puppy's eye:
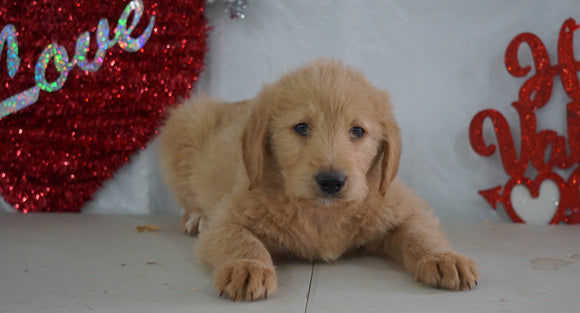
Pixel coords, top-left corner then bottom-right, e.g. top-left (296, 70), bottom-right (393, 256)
top-left (294, 123), bottom-right (311, 136)
top-left (350, 126), bottom-right (366, 139)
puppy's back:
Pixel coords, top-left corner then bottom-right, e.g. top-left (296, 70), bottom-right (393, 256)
top-left (159, 95), bottom-right (251, 216)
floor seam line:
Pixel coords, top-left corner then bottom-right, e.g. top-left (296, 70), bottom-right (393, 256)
top-left (304, 262), bottom-right (315, 313)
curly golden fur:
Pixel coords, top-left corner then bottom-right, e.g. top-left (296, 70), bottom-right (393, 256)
top-left (158, 59), bottom-right (478, 301)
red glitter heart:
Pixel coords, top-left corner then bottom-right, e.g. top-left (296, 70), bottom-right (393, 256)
top-left (0, 0), bottom-right (209, 212)
top-left (501, 173), bottom-right (566, 224)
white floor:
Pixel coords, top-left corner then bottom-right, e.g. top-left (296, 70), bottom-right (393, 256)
top-left (1, 214), bottom-right (579, 313)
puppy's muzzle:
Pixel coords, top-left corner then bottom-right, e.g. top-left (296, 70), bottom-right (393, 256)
top-left (315, 170), bottom-right (346, 196)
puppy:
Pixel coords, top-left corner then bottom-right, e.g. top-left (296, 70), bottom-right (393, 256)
top-left (158, 59), bottom-right (478, 301)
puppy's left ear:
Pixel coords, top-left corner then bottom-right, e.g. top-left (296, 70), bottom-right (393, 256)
top-left (242, 99), bottom-right (269, 190)
top-left (378, 93), bottom-right (402, 196)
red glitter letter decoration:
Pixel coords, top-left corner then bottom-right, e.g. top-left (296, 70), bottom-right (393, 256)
top-left (0, 0), bottom-right (209, 213)
top-left (469, 18), bottom-right (580, 224)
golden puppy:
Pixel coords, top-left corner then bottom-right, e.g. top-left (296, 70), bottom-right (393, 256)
top-left (158, 59), bottom-right (478, 301)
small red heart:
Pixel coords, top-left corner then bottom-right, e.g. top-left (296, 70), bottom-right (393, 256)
top-left (502, 173), bottom-right (567, 224)
top-left (0, 0), bottom-right (209, 212)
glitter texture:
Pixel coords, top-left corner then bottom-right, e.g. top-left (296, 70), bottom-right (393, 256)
top-left (469, 18), bottom-right (580, 224)
top-left (207, 0), bottom-right (249, 20)
top-left (35, 43), bottom-right (71, 92)
top-left (0, 24), bottom-right (20, 78)
top-left (0, 0), bottom-right (209, 213)
top-left (223, 0), bottom-right (248, 19)
top-left (116, 0), bottom-right (155, 52)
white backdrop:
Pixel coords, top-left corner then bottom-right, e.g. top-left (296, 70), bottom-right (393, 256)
top-left (2, 0), bottom-right (579, 222)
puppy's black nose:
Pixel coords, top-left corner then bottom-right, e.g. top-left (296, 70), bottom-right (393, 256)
top-left (315, 171), bottom-right (346, 195)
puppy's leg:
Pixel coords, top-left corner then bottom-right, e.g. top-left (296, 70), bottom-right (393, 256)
top-left (198, 217), bottom-right (277, 301)
top-left (381, 210), bottom-right (478, 291)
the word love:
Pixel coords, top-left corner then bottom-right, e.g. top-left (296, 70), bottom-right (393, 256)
top-left (469, 18), bottom-right (580, 224)
top-left (0, 0), bottom-right (155, 118)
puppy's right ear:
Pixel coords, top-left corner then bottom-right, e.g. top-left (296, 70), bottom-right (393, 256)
top-left (242, 100), bottom-right (269, 190)
top-left (378, 92), bottom-right (402, 197)
top-left (379, 121), bottom-right (401, 196)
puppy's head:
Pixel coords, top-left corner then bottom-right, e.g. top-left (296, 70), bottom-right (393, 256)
top-left (242, 60), bottom-right (401, 203)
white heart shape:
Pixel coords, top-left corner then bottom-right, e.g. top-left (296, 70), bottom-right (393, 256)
top-left (510, 179), bottom-right (560, 225)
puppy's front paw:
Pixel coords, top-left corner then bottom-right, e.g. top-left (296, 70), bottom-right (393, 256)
top-left (414, 251), bottom-right (478, 291)
top-left (181, 210), bottom-right (203, 236)
top-left (214, 259), bottom-right (277, 301)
